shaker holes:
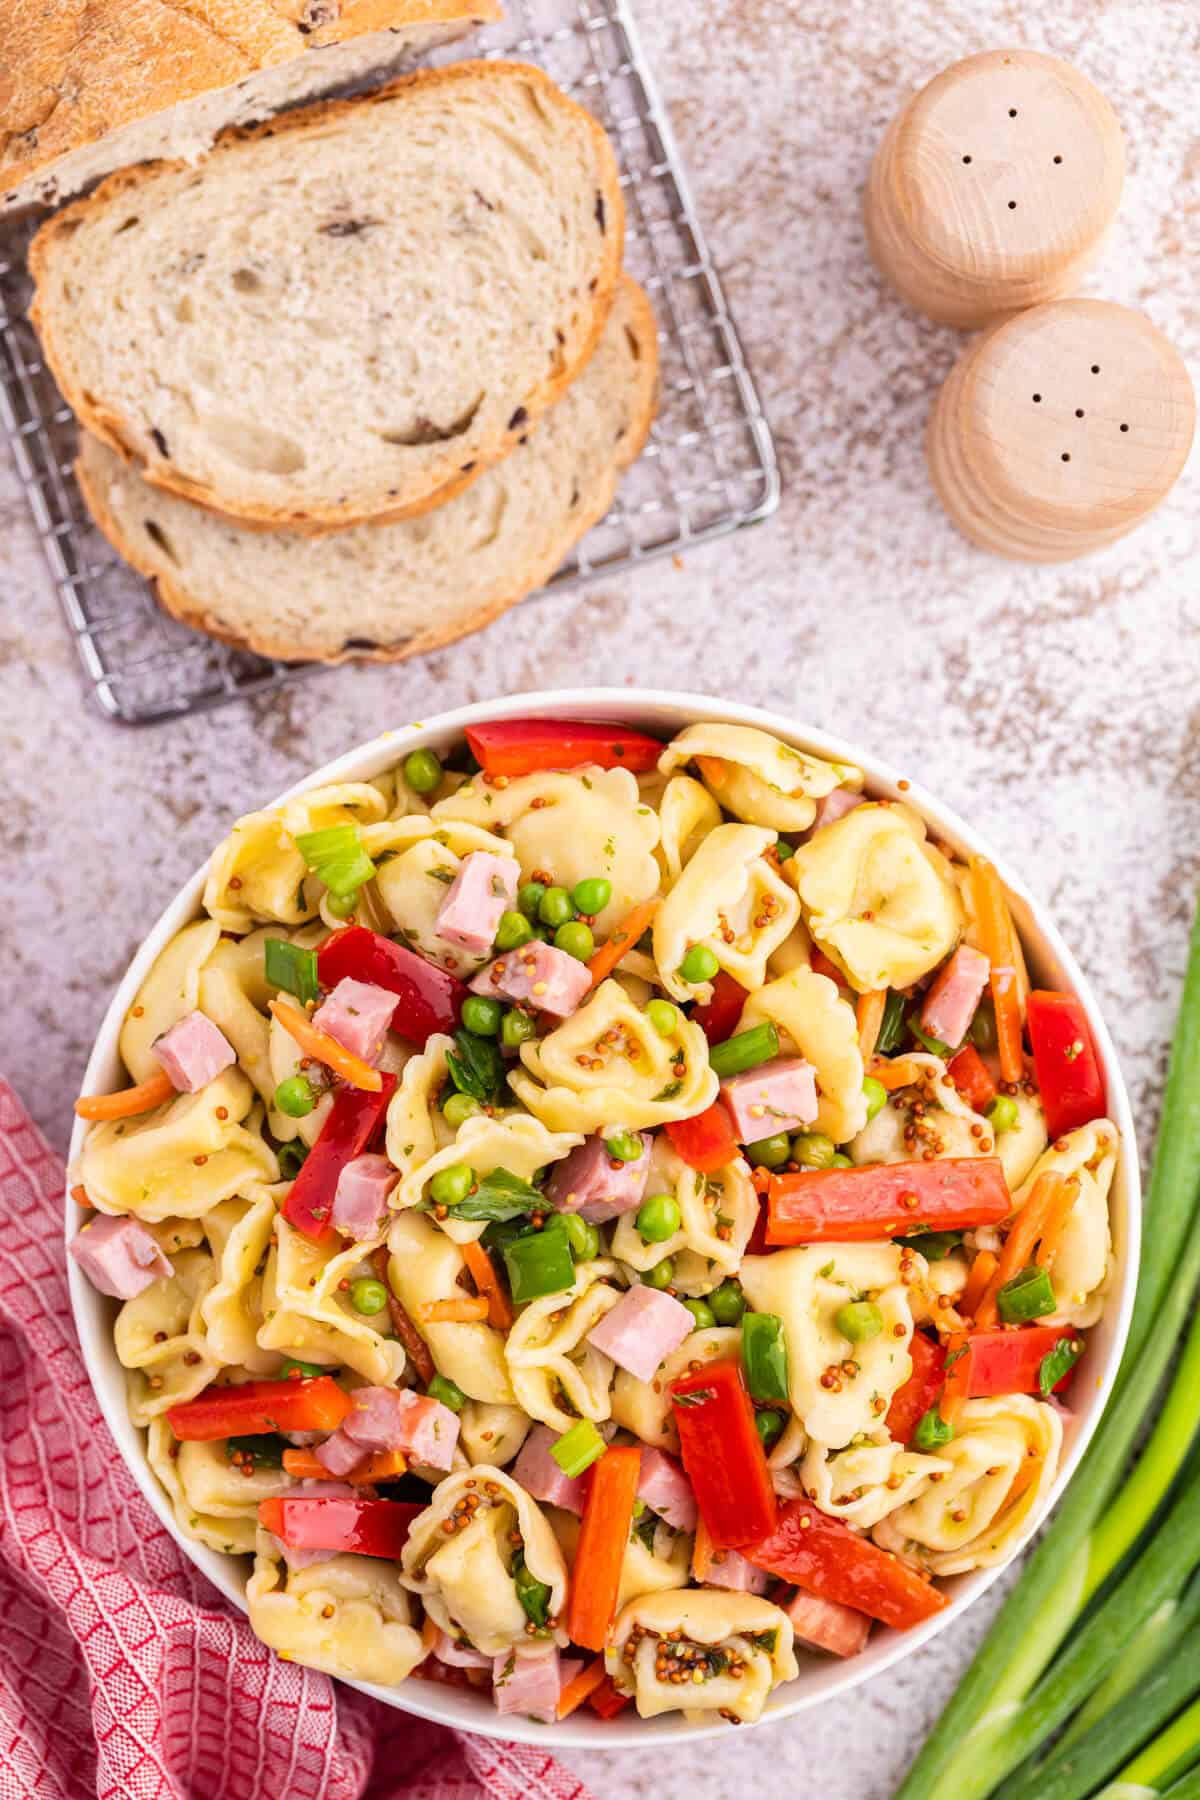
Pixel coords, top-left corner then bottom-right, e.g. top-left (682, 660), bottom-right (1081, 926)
top-left (1009, 108), bottom-right (1018, 117)
top-left (1008, 200), bottom-right (1017, 209)
top-left (962, 155), bottom-right (972, 164)
top-left (1121, 423), bottom-right (1130, 432)
top-left (1053, 155), bottom-right (1063, 164)
top-left (1032, 394), bottom-right (1042, 403)
top-left (1091, 364), bottom-right (1101, 373)
top-left (1062, 453), bottom-right (1071, 462)
top-left (1075, 409), bottom-right (1085, 418)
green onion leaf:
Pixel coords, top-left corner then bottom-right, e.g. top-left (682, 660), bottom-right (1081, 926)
top-left (874, 990), bottom-right (907, 1056)
top-left (226, 1433), bottom-right (287, 1467)
top-left (279, 1357), bottom-right (326, 1380)
top-left (513, 1555), bottom-right (551, 1627)
top-left (908, 1011), bottom-right (953, 1057)
top-left (896, 1229), bottom-right (965, 1261)
top-left (1038, 1333), bottom-right (1085, 1397)
top-left (551, 1418), bottom-right (607, 1478)
top-left (709, 1021), bottom-right (781, 1081)
top-left (445, 1028), bottom-right (507, 1108)
top-left (503, 1228), bottom-right (576, 1302)
top-left (276, 1141), bottom-right (310, 1180)
top-left (997, 1263), bottom-right (1057, 1324)
top-left (264, 938), bottom-right (319, 1006)
top-left (741, 1311), bottom-right (790, 1403)
top-left (446, 1167), bottom-right (543, 1223)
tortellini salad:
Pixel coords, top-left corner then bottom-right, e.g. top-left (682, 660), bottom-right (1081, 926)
top-left (70, 715), bottom-right (1119, 1731)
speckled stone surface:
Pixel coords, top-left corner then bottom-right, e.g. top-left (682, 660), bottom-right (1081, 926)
top-left (2, 2), bottom-right (1198, 1794)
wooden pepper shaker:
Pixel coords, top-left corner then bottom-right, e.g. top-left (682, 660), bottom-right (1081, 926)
top-left (926, 299), bottom-right (1195, 561)
top-left (866, 49), bottom-right (1125, 328)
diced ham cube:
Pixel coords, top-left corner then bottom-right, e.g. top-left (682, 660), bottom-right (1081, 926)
top-left (808, 789), bottom-right (863, 834)
top-left (69, 1213), bottom-right (173, 1299)
top-left (313, 1428), bottom-right (365, 1477)
top-left (151, 1010), bottom-right (236, 1093)
top-left (920, 944), bottom-right (991, 1050)
top-left (434, 852), bottom-right (519, 957)
top-left (586, 1285), bottom-right (694, 1384)
top-left (781, 1587), bottom-right (872, 1657)
top-left (511, 1424), bottom-right (588, 1514)
top-left (332, 1154), bottom-right (398, 1240)
top-left (470, 941), bottom-right (592, 1019)
top-left (434, 1629), bottom-right (492, 1670)
top-left (311, 978), bottom-right (396, 1065)
top-left (545, 1132), bottom-right (652, 1224)
top-left (637, 1449), bottom-right (698, 1534)
top-left (342, 1385), bottom-right (460, 1471)
top-left (721, 1056), bottom-right (818, 1141)
top-left (491, 1648), bottom-right (568, 1724)
top-left (704, 1548), bottom-right (771, 1594)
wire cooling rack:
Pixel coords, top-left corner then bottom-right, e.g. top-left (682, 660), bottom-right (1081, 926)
top-left (0, 0), bottom-right (779, 726)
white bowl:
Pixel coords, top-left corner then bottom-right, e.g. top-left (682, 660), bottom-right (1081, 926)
top-left (67, 687), bottom-right (1140, 1748)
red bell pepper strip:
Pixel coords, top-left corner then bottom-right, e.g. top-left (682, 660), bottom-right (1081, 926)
top-left (746, 1499), bottom-right (947, 1630)
top-left (665, 1102), bottom-right (740, 1174)
top-left (317, 926), bottom-right (466, 1045)
top-left (1026, 989), bottom-right (1106, 1141)
top-left (588, 1676), bottom-right (633, 1719)
top-left (692, 971), bottom-right (749, 1046)
top-left (964, 1324), bottom-right (1082, 1397)
top-left (566, 1445), bottom-right (642, 1652)
top-left (669, 1358), bottom-right (777, 1549)
top-left (763, 1157), bottom-right (1012, 1245)
top-left (946, 1043), bottom-right (997, 1113)
top-left (464, 718), bottom-right (664, 779)
top-left (886, 1330), bottom-right (947, 1445)
top-left (282, 1071), bottom-right (396, 1241)
top-left (257, 1495), bottom-right (421, 1559)
top-left (167, 1376), bottom-right (351, 1441)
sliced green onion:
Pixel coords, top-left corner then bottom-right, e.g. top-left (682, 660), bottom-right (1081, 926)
top-left (279, 1356), bottom-right (326, 1380)
top-left (513, 1556), bottom-right (551, 1627)
top-left (551, 1418), bottom-right (606, 1478)
top-left (897, 1229), bottom-right (964, 1261)
top-left (427, 1373), bottom-right (466, 1414)
top-left (997, 1263), bottom-right (1057, 1324)
top-left (1039, 1333), bottom-right (1085, 1396)
top-left (264, 938), bottom-right (319, 1006)
top-left (913, 1407), bottom-right (955, 1452)
top-left (742, 1311), bottom-right (789, 1403)
top-left (295, 824), bottom-right (376, 898)
top-left (709, 1021), bottom-right (780, 1081)
top-left (226, 1433), bottom-right (287, 1467)
top-left (875, 989), bottom-right (907, 1056)
top-left (503, 1230), bottom-right (576, 1303)
top-left (834, 1300), bottom-right (884, 1343)
top-left (908, 1011), bottom-right (953, 1057)
top-left (276, 1141), bottom-right (309, 1180)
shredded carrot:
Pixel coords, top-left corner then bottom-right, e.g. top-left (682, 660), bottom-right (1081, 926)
top-left (350, 1448), bottom-right (408, 1486)
top-left (856, 989), bottom-right (888, 1058)
top-left (74, 1067), bottom-right (177, 1121)
top-left (418, 1295), bottom-right (490, 1324)
top-left (70, 1183), bottom-right (95, 1210)
top-left (268, 997), bottom-right (382, 1092)
top-left (1035, 1177), bottom-right (1082, 1272)
top-left (940, 1330), bottom-right (972, 1425)
top-left (969, 856), bottom-right (1025, 1084)
top-left (586, 898), bottom-right (660, 990)
top-left (461, 1239), bottom-right (513, 1331)
top-left (960, 1250), bottom-right (998, 1322)
top-left (556, 1656), bottom-right (609, 1720)
top-left (974, 1170), bottom-right (1069, 1329)
top-left (695, 755), bottom-right (728, 789)
top-left (692, 1515), bottom-right (716, 1581)
top-left (420, 1612), bottom-right (440, 1657)
top-left (870, 1056), bottom-right (924, 1092)
top-left (281, 1448), bottom-right (328, 1480)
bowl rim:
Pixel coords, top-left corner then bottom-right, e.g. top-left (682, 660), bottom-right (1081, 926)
top-left (66, 685), bottom-right (1141, 1749)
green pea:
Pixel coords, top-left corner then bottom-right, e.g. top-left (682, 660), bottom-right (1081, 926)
top-left (494, 909), bottom-right (534, 952)
top-left (518, 881), bottom-right (547, 919)
top-left (755, 1409), bottom-right (786, 1449)
top-left (862, 1075), bottom-right (889, 1122)
top-left (682, 1298), bottom-right (716, 1331)
top-left (605, 1130), bottom-right (645, 1164)
top-left (442, 1091), bottom-right (481, 1128)
top-left (500, 1007), bottom-right (537, 1049)
top-left (708, 1280), bottom-right (746, 1326)
top-left (835, 1300), bottom-right (883, 1343)
top-left (792, 1131), bottom-right (837, 1169)
top-left (274, 1075), bottom-right (316, 1118)
top-left (461, 995), bottom-right (502, 1037)
top-left (679, 944), bottom-right (720, 985)
top-left (829, 1152), bottom-right (853, 1168)
top-left (429, 1163), bottom-right (474, 1207)
top-left (745, 1132), bottom-right (791, 1169)
top-left (545, 1212), bottom-right (596, 1259)
top-left (538, 885), bottom-right (576, 928)
top-left (637, 1193), bottom-right (681, 1243)
top-left (572, 876), bottom-right (613, 917)
top-left (645, 999), bottom-right (679, 1037)
top-left (427, 1373), bottom-right (466, 1413)
top-left (970, 1003), bottom-right (998, 1052)
top-left (349, 1277), bottom-right (388, 1315)
top-left (403, 747), bottom-right (443, 795)
top-left (913, 1406), bottom-right (954, 1452)
top-left (554, 920), bottom-right (595, 962)
top-left (325, 890), bottom-right (358, 918)
top-left (987, 1094), bottom-right (1020, 1135)
top-left (642, 1258), bottom-right (675, 1290)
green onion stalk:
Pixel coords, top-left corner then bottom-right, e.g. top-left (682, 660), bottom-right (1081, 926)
top-left (897, 900), bottom-right (1200, 1800)
top-left (1161, 1766), bottom-right (1200, 1800)
top-left (1056, 1568), bottom-right (1200, 1752)
top-left (1092, 1692), bottom-right (1200, 1799)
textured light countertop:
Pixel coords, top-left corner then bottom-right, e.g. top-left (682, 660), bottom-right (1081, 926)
top-left (2, 2), bottom-right (1198, 1795)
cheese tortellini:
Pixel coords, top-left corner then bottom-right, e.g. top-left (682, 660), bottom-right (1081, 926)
top-left (653, 824), bottom-right (801, 1001)
top-left (609, 1138), bottom-right (759, 1296)
top-left (660, 723), bottom-right (860, 834)
top-left (504, 1259), bottom-right (627, 1431)
top-left (801, 1432), bottom-right (951, 1530)
top-left (607, 1590), bottom-right (799, 1724)
top-left (248, 1538), bottom-right (425, 1684)
top-left (738, 966), bottom-right (868, 1144)
top-left (1015, 1120), bottom-right (1118, 1327)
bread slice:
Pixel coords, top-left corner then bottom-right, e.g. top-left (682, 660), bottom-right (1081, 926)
top-left (76, 277), bottom-right (658, 664)
top-left (30, 62), bottom-right (625, 533)
top-left (2, 1), bottom-right (502, 213)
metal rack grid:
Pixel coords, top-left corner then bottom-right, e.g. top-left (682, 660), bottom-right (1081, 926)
top-left (0, 0), bottom-right (779, 726)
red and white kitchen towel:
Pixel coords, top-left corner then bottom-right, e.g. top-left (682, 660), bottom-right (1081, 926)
top-left (0, 1077), bottom-right (593, 1800)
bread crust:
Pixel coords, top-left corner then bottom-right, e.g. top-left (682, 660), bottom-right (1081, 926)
top-left (30, 60), bottom-right (626, 534)
top-left (1, 0), bottom-right (502, 201)
top-left (75, 279), bottom-right (659, 666)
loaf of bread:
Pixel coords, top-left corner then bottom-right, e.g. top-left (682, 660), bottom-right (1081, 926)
top-left (76, 277), bottom-right (658, 663)
top-left (2, 1), bottom-right (501, 212)
top-left (30, 62), bottom-right (625, 534)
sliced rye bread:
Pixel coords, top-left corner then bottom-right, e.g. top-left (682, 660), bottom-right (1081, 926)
top-left (30, 62), bottom-right (624, 533)
top-left (76, 276), bottom-right (658, 664)
top-left (2, 2), bottom-right (502, 213)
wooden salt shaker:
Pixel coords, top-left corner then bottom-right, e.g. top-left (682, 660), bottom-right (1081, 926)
top-left (866, 49), bottom-right (1125, 328)
top-left (927, 299), bottom-right (1195, 561)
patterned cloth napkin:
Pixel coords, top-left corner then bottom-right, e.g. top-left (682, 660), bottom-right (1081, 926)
top-left (0, 1077), bottom-right (592, 1800)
